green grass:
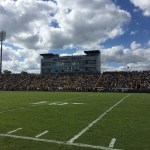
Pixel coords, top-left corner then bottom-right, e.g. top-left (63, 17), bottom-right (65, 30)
top-left (0, 92), bottom-right (149, 150)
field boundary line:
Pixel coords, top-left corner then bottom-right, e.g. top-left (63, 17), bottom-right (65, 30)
top-left (0, 133), bottom-right (123, 150)
top-left (68, 94), bottom-right (131, 143)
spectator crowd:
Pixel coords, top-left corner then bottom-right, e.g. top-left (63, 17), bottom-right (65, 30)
top-left (0, 71), bottom-right (149, 92)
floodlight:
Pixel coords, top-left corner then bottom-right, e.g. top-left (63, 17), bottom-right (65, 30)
top-left (0, 30), bottom-right (6, 73)
top-left (0, 31), bottom-right (6, 41)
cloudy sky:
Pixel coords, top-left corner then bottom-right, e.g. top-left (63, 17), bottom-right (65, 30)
top-left (0, 0), bottom-right (150, 73)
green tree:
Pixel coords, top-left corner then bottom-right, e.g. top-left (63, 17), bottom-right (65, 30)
top-left (3, 70), bottom-right (12, 75)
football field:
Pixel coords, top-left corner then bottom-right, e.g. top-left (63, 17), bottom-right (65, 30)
top-left (0, 92), bottom-right (150, 150)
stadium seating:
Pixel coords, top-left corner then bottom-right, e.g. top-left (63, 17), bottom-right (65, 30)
top-left (0, 71), bottom-right (149, 92)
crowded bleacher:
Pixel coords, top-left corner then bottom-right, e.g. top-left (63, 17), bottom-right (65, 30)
top-left (0, 71), bottom-right (149, 92)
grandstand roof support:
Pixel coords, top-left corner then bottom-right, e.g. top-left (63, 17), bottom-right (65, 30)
top-left (0, 31), bottom-right (6, 74)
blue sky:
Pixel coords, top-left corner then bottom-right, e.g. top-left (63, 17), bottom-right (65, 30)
top-left (108, 0), bottom-right (150, 48)
top-left (0, 0), bottom-right (150, 73)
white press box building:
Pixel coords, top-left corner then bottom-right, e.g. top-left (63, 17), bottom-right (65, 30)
top-left (40, 50), bottom-right (101, 74)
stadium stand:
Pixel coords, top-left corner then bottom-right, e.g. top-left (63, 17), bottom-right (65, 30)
top-left (0, 71), bottom-right (149, 92)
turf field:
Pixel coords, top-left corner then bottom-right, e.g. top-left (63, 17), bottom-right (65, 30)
top-left (0, 92), bottom-right (149, 150)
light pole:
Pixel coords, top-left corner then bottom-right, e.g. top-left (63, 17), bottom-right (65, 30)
top-left (0, 31), bottom-right (6, 74)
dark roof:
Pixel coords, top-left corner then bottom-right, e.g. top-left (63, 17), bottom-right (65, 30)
top-left (84, 50), bottom-right (100, 55)
top-left (40, 53), bottom-right (59, 58)
top-left (40, 50), bottom-right (100, 58)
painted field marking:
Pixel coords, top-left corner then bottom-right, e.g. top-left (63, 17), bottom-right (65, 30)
top-left (0, 94), bottom-right (93, 114)
top-left (72, 103), bottom-right (85, 105)
top-left (109, 138), bottom-right (116, 148)
top-left (48, 102), bottom-right (85, 106)
top-left (0, 108), bottom-right (18, 114)
top-left (7, 109), bottom-right (16, 112)
top-left (31, 101), bottom-right (48, 105)
top-left (0, 133), bottom-right (123, 150)
top-left (0, 111), bottom-right (5, 114)
top-left (7, 128), bottom-right (22, 134)
top-left (68, 94), bottom-right (131, 143)
top-left (19, 107), bottom-right (26, 110)
top-left (48, 102), bottom-right (68, 106)
top-left (0, 96), bottom-right (82, 114)
top-left (57, 102), bottom-right (68, 106)
top-left (35, 130), bottom-right (49, 138)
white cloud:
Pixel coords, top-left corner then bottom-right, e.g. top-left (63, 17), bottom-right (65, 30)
top-left (130, 0), bottom-right (150, 16)
top-left (101, 42), bottom-right (150, 71)
top-left (2, 40), bottom-right (150, 73)
top-left (0, 0), bottom-right (130, 50)
top-left (130, 41), bottom-right (141, 50)
top-left (147, 40), bottom-right (150, 46)
top-left (130, 31), bottom-right (137, 35)
top-left (0, 0), bottom-right (133, 73)
top-left (2, 45), bottom-right (48, 73)
top-left (0, 0), bottom-right (57, 49)
top-left (52, 0), bottom-right (131, 48)
top-left (62, 41), bottom-right (150, 72)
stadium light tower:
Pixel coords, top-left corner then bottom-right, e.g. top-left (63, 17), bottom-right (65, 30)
top-left (0, 31), bottom-right (6, 74)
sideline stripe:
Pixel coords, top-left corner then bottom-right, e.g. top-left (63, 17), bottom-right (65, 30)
top-left (109, 138), bottom-right (116, 148)
top-left (0, 133), bottom-right (122, 150)
top-left (7, 128), bottom-right (22, 134)
top-left (35, 130), bottom-right (48, 138)
top-left (68, 94), bottom-right (131, 143)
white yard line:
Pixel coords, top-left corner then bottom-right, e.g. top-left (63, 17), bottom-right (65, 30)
top-left (35, 130), bottom-right (49, 138)
top-left (109, 138), bottom-right (116, 148)
top-left (0, 133), bottom-right (123, 150)
top-left (7, 128), bottom-right (22, 134)
top-left (68, 94), bottom-right (131, 143)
